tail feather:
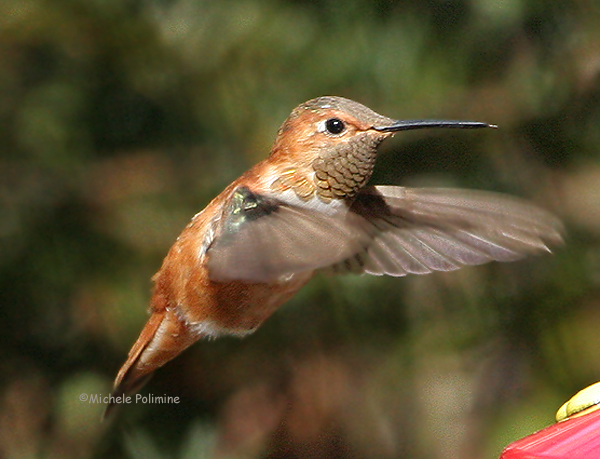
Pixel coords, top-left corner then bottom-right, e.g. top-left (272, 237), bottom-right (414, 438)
top-left (104, 308), bottom-right (197, 418)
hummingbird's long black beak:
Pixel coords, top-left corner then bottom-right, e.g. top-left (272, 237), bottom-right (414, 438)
top-left (374, 119), bottom-right (497, 132)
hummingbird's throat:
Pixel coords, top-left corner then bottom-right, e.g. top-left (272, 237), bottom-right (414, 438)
top-left (312, 136), bottom-right (379, 201)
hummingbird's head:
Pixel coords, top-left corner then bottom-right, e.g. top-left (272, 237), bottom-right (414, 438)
top-left (275, 96), bottom-right (398, 154)
top-left (271, 96), bottom-right (495, 202)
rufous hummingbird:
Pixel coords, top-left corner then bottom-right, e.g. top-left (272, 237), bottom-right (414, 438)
top-left (106, 96), bottom-right (563, 416)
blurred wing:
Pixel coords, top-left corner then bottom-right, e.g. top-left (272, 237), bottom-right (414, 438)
top-left (329, 185), bottom-right (564, 276)
top-left (206, 187), bottom-right (373, 282)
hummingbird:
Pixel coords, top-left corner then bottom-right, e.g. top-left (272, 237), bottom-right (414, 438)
top-left (106, 96), bottom-right (563, 416)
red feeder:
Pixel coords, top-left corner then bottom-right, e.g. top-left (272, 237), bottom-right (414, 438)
top-left (500, 406), bottom-right (600, 458)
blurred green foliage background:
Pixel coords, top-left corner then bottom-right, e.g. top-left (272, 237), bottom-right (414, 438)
top-left (1, 0), bottom-right (600, 458)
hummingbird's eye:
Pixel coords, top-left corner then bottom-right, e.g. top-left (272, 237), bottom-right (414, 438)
top-left (324, 118), bottom-right (345, 135)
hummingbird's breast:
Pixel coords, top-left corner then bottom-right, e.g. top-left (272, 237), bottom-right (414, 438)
top-left (266, 137), bottom-right (380, 204)
top-left (269, 167), bottom-right (316, 201)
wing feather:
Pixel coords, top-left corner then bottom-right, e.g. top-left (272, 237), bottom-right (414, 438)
top-left (207, 185), bottom-right (564, 282)
top-left (332, 186), bottom-right (564, 276)
top-left (206, 187), bottom-right (370, 282)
